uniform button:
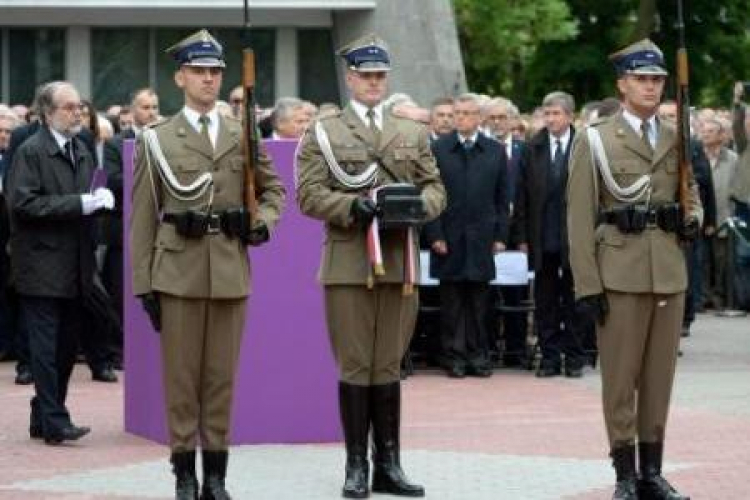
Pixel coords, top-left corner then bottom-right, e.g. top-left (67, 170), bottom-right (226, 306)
top-left (213, 166), bottom-right (219, 172)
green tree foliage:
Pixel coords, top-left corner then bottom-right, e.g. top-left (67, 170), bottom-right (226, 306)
top-left (456, 0), bottom-right (750, 110)
top-left (453, 0), bottom-right (578, 101)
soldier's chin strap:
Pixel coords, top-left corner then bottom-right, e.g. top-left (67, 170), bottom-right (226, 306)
top-left (586, 126), bottom-right (652, 205)
top-left (142, 128), bottom-right (215, 215)
top-left (315, 120), bottom-right (378, 189)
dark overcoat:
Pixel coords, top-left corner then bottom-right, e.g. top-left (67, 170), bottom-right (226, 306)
top-left (9, 125), bottom-right (96, 298)
top-left (424, 131), bottom-right (508, 281)
top-left (512, 126), bottom-right (575, 271)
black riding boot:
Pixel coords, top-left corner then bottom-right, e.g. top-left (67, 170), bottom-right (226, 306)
top-left (200, 450), bottom-right (231, 500)
top-left (339, 382), bottom-right (371, 498)
top-left (638, 442), bottom-right (689, 500)
top-left (370, 382), bottom-right (424, 497)
top-left (170, 451), bottom-right (199, 500)
top-left (610, 445), bottom-right (638, 500)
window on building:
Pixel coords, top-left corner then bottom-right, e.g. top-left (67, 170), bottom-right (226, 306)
top-left (155, 28), bottom-right (275, 115)
top-left (8, 29), bottom-right (65, 106)
top-left (91, 29), bottom-right (150, 110)
top-left (297, 29), bottom-right (339, 106)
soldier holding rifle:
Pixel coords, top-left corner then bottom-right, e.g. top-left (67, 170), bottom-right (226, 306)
top-left (130, 29), bottom-right (284, 500)
top-left (567, 38), bottom-right (700, 500)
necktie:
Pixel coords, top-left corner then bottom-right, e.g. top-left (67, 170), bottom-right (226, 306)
top-left (366, 108), bottom-right (381, 145)
top-left (64, 141), bottom-right (76, 169)
top-left (641, 120), bottom-right (654, 153)
top-left (463, 138), bottom-right (474, 151)
top-left (198, 114), bottom-right (213, 151)
top-left (552, 139), bottom-right (563, 177)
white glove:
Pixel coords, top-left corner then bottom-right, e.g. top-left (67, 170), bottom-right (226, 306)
top-left (81, 188), bottom-right (115, 215)
top-left (81, 194), bottom-right (103, 215)
top-left (93, 187), bottom-right (115, 210)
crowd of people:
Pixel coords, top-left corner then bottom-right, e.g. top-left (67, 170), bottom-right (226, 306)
top-left (1, 74), bottom-right (749, 384)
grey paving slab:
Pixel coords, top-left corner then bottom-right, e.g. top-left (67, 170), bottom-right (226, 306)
top-left (0, 445), bottom-right (687, 500)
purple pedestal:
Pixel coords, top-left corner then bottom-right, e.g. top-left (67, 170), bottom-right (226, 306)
top-left (123, 139), bottom-right (341, 444)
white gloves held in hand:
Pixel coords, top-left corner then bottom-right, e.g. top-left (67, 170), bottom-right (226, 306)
top-left (81, 187), bottom-right (115, 215)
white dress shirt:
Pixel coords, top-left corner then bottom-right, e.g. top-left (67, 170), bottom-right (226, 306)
top-left (350, 100), bottom-right (384, 131)
top-left (182, 105), bottom-right (220, 148)
top-left (548, 127), bottom-right (571, 159)
top-left (622, 108), bottom-right (658, 150)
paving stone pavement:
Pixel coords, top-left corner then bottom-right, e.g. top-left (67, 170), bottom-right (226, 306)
top-left (0, 311), bottom-right (748, 499)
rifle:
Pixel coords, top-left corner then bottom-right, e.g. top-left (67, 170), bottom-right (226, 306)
top-left (675, 0), bottom-right (691, 217)
top-left (242, 0), bottom-right (258, 220)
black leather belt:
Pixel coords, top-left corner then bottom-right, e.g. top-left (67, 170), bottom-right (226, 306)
top-left (600, 203), bottom-right (681, 234)
top-left (162, 210), bottom-right (236, 238)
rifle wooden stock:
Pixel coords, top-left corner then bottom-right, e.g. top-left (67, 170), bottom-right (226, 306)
top-left (242, 48), bottom-right (259, 219)
top-left (675, 0), bottom-right (692, 217)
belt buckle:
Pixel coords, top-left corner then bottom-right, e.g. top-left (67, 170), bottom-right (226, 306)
top-left (206, 214), bottom-right (221, 234)
top-left (646, 209), bottom-right (658, 229)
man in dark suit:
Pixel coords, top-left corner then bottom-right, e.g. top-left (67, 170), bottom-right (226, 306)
top-left (103, 87), bottom-right (160, 368)
top-left (424, 93), bottom-right (508, 378)
top-left (3, 92), bottom-right (114, 384)
top-left (515, 90), bottom-right (586, 378)
top-left (8, 81), bottom-right (115, 444)
top-left (483, 97), bottom-right (530, 367)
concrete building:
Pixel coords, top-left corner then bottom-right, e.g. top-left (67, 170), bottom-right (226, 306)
top-left (0, 0), bottom-right (466, 113)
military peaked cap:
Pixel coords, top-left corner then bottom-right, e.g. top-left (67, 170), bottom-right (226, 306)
top-left (166, 29), bottom-right (226, 68)
top-left (337, 33), bottom-right (391, 72)
top-left (609, 38), bottom-right (668, 77)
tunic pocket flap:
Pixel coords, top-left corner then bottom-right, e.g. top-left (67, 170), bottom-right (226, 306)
top-left (612, 160), bottom-right (644, 174)
top-left (394, 147), bottom-right (419, 160)
top-left (176, 161), bottom-right (201, 172)
top-left (335, 148), bottom-right (368, 162)
top-left (596, 231), bottom-right (625, 247)
top-left (155, 229), bottom-right (186, 251)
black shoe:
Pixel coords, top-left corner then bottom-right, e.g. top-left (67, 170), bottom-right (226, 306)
top-left (171, 451), bottom-right (199, 500)
top-left (370, 382), bottom-right (425, 497)
top-left (92, 366), bottom-right (118, 383)
top-left (466, 365), bottom-right (492, 378)
top-left (565, 366), bottom-right (583, 378)
top-left (44, 424), bottom-right (91, 445)
top-left (502, 354), bottom-right (527, 369)
top-left (15, 366), bottom-right (33, 385)
top-left (638, 442), bottom-right (689, 500)
top-left (446, 365), bottom-right (466, 378)
top-left (201, 450), bottom-right (231, 500)
top-left (536, 363), bottom-right (561, 378)
top-left (611, 445), bottom-right (638, 499)
top-left (29, 425), bottom-right (43, 439)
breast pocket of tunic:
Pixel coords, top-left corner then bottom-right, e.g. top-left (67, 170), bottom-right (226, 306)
top-left (610, 160), bottom-right (647, 189)
top-left (172, 159), bottom-right (205, 185)
top-left (330, 146), bottom-right (371, 187)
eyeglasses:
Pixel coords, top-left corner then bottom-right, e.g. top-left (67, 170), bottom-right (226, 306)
top-left (488, 114), bottom-right (508, 120)
top-left (57, 103), bottom-right (85, 113)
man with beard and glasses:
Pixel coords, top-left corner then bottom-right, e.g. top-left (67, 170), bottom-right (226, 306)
top-left (8, 80), bottom-right (115, 445)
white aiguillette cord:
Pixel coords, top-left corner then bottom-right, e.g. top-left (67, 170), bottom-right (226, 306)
top-left (142, 128), bottom-right (215, 216)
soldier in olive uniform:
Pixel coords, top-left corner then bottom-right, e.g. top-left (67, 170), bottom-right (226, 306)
top-left (567, 40), bottom-right (700, 500)
top-left (295, 34), bottom-right (445, 498)
top-left (130, 30), bottom-right (285, 500)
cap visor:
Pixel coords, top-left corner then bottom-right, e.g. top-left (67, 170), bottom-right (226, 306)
top-left (183, 58), bottom-right (226, 68)
top-left (627, 65), bottom-right (668, 76)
